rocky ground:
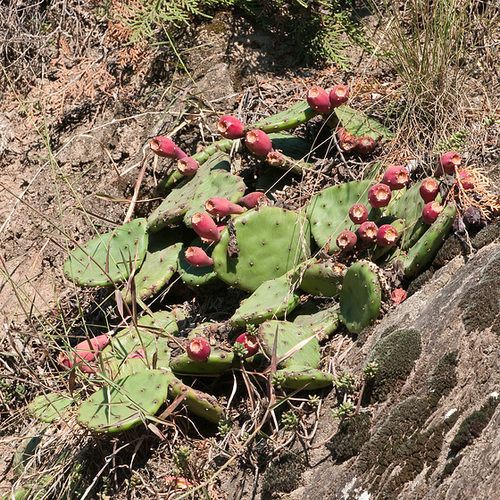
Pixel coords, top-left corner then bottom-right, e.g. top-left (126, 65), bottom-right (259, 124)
top-left (1, 2), bottom-right (499, 499)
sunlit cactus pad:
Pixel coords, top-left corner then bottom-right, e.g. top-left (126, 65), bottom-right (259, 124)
top-left (76, 370), bottom-right (170, 433)
top-left (63, 218), bottom-right (148, 287)
top-left (212, 206), bottom-right (311, 292)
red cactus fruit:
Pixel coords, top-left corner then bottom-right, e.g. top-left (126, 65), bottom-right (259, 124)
top-left (238, 191), bottom-right (267, 209)
top-left (177, 156), bottom-right (199, 176)
top-left (368, 183), bottom-right (392, 208)
top-left (150, 136), bottom-right (187, 159)
top-left (422, 201), bottom-right (444, 224)
top-left (329, 84), bottom-right (350, 108)
top-left (349, 203), bottom-right (369, 224)
top-left (185, 247), bottom-right (214, 267)
top-left (307, 86), bottom-right (332, 114)
top-left (128, 348), bottom-right (146, 359)
top-left (458, 170), bottom-right (474, 190)
top-left (419, 178), bottom-right (439, 203)
top-left (381, 165), bottom-right (409, 190)
top-left (337, 127), bottom-right (356, 153)
top-left (205, 197), bottom-right (245, 217)
top-left (391, 288), bottom-right (407, 305)
top-left (358, 221), bottom-right (378, 243)
top-left (336, 230), bottom-right (358, 251)
top-left (377, 224), bottom-right (399, 248)
top-left (266, 150), bottom-right (284, 167)
top-left (354, 136), bottom-right (376, 155)
top-left (439, 151), bottom-right (462, 174)
top-left (191, 212), bottom-right (221, 242)
top-left (217, 116), bottom-right (245, 139)
top-left (57, 333), bottom-right (111, 373)
top-left (186, 337), bottom-right (211, 362)
top-left (234, 332), bottom-right (259, 358)
top-left (245, 129), bottom-right (273, 157)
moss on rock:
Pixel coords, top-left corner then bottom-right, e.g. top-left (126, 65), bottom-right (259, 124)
top-left (365, 329), bottom-right (422, 402)
top-left (427, 351), bottom-right (459, 409)
top-left (262, 452), bottom-right (305, 495)
top-left (327, 412), bottom-right (372, 462)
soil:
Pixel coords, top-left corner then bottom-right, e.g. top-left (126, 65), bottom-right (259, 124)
top-left (1, 2), bottom-right (500, 500)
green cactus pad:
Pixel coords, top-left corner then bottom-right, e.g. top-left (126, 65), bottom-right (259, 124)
top-left (178, 241), bottom-right (222, 289)
top-left (296, 259), bottom-right (347, 297)
top-left (63, 218), bottom-right (149, 287)
top-left (101, 311), bottom-right (177, 378)
top-left (27, 393), bottom-right (75, 423)
top-left (258, 320), bottom-right (320, 368)
top-left (250, 100), bottom-right (317, 133)
top-left (275, 365), bottom-right (335, 390)
top-left (168, 377), bottom-right (223, 424)
top-left (386, 181), bottom-right (439, 250)
top-left (169, 347), bottom-right (235, 376)
top-left (266, 132), bottom-right (316, 161)
top-left (307, 179), bottom-right (376, 253)
top-left (147, 152), bottom-right (246, 233)
top-left (334, 105), bottom-right (394, 142)
top-left (212, 206), bottom-right (311, 292)
top-left (121, 230), bottom-right (182, 304)
top-left (292, 303), bottom-right (340, 338)
top-left (76, 370), bottom-right (170, 433)
top-left (400, 203), bottom-right (457, 278)
top-left (230, 270), bottom-right (301, 327)
top-left (338, 260), bottom-right (381, 334)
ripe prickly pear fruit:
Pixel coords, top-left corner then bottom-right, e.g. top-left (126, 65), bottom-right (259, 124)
top-left (337, 127), bottom-right (356, 152)
top-left (238, 191), bottom-right (267, 209)
top-left (329, 84), bottom-right (350, 108)
top-left (128, 348), bottom-right (146, 359)
top-left (368, 183), bottom-right (392, 208)
top-left (150, 136), bottom-right (187, 159)
top-left (422, 201), bottom-right (444, 224)
top-left (186, 337), bottom-right (211, 362)
top-left (234, 332), bottom-right (259, 358)
top-left (439, 151), bottom-right (462, 174)
top-left (336, 230), bottom-right (357, 251)
top-left (354, 136), bottom-right (376, 155)
top-left (419, 178), bottom-right (439, 203)
top-left (191, 212), bottom-right (221, 242)
top-left (217, 115), bottom-right (245, 139)
top-left (458, 170), bottom-right (474, 190)
top-left (307, 86), bottom-right (332, 114)
top-left (177, 156), bottom-right (199, 176)
top-left (377, 224), bottom-right (398, 247)
top-left (349, 203), bottom-right (369, 224)
top-left (185, 247), bottom-right (214, 267)
top-left (58, 333), bottom-right (111, 373)
top-left (245, 129), bottom-right (273, 157)
top-left (381, 165), bottom-right (409, 190)
top-left (266, 150), bottom-right (283, 167)
top-left (462, 206), bottom-right (487, 229)
top-left (205, 197), bottom-right (245, 217)
top-left (358, 221), bottom-right (378, 243)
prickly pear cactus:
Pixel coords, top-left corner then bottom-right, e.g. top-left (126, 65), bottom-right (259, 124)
top-left (63, 218), bottom-right (149, 287)
top-left (296, 259), bottom-right (346, 297)
top-left (307, 179), bottom-right (376, 253)
top-left (212, 206), bottom-right (311, 292)
top-left (76, 369), bottom-right (170, 433)
top-left (147, 152), bottom-right (245, 232)
top-left (258, 320), bottom-right (321, 369)
top-left (334, 105), bottom-right (394, 142)
top-left (274, 365), bottom-right (335, 390)
top-left (338, 260), bottom-right (381, 334)
top-left (121, 231), bottom-right (182, 304)
top-left (230, 269), bottom-right (301, 326)
top-left (169, 346), bottom-right (235, 376)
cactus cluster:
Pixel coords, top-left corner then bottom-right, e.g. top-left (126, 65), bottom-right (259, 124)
top-left (49, 82), bottom-right (499, 436)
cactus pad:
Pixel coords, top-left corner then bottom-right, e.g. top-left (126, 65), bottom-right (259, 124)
top-left (169, 347), bottom-right (235, 376)
top-left (28, 393), bottom-right (75, 423)
top-left (258, 320), bottom-right (320, 368)
top-left (307, 180), bottom-right (376, 253)
top-left (334, 105), bottom-right (394, 142)
top-left (76, 370), bottom-right (170, 433)
top-left (297, 259), bottom-right (346, 297)
top-left (230, 270), bottom-right (301, 326)
top-left (121, 231), bottom-right (182, 304)
top-left (148, 152), bottom-right (245, 232)
top-left (338, 260), bottom-right (381, 333)
top-left (275, 365), bottom-right (335, 390)
top-left (63, 218), bottom-right (148, 287)
top-left (212, 206), bottom-right (311, 292)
